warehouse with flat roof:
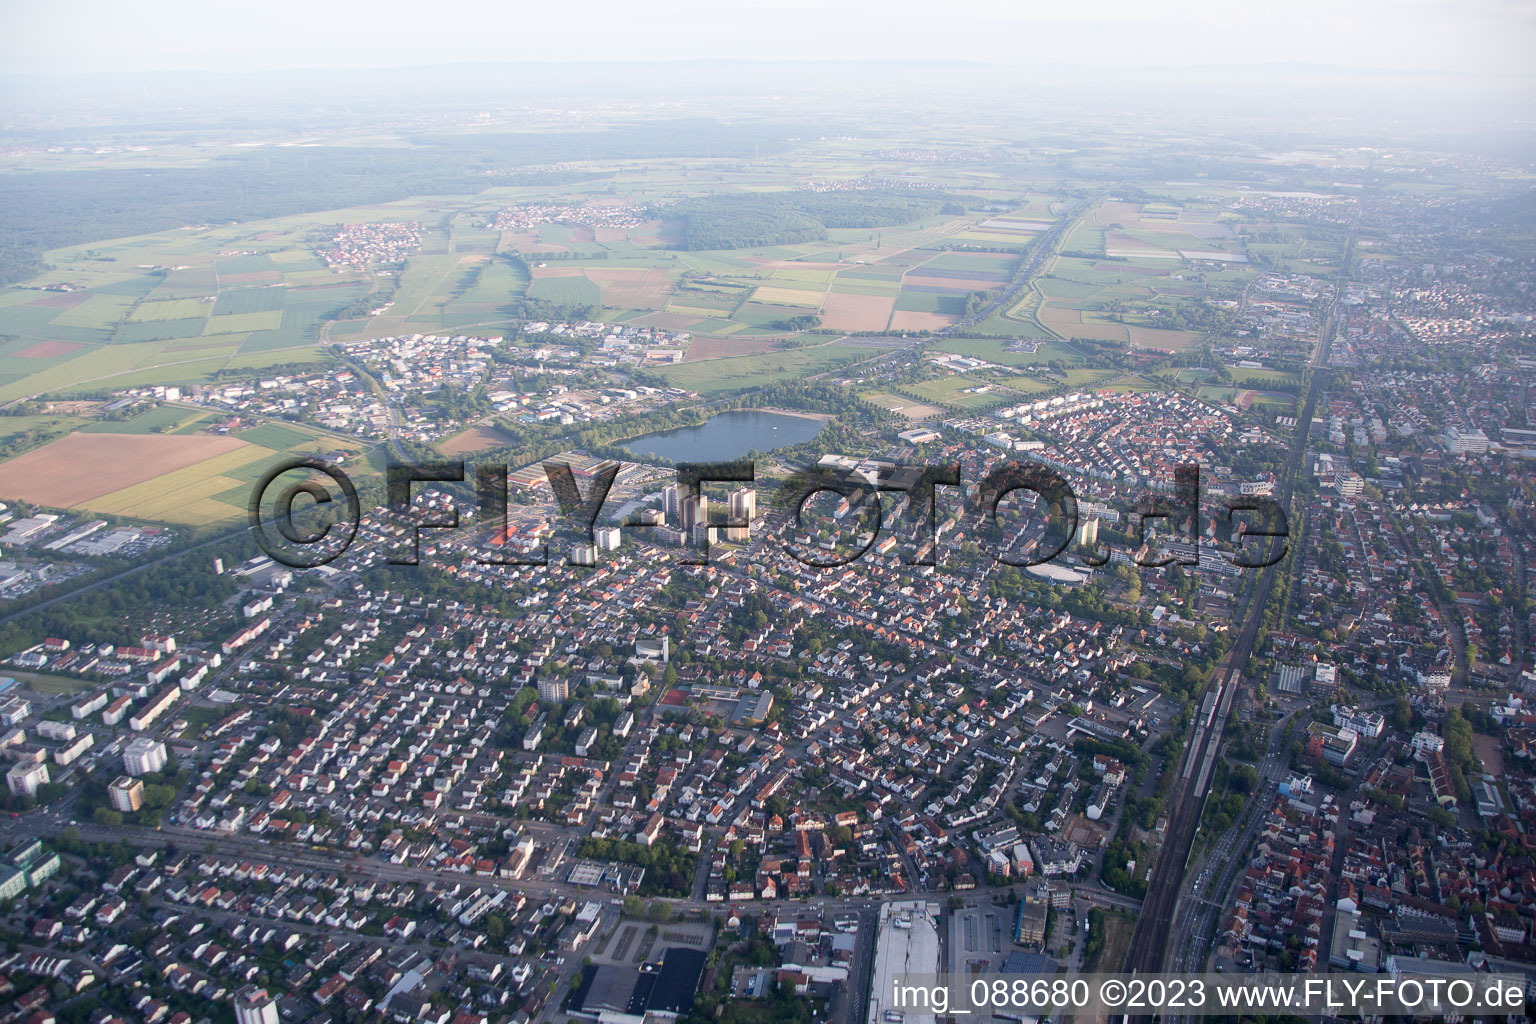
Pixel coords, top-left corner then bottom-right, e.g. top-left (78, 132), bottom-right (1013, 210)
top-left (866, 901), bottom-right (941, 1024)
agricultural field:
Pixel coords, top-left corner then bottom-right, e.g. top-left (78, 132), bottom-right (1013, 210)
top-left (1006, 234), bottom-right (1255, 351)
top-left (366, 256), bottom-right (536, 335)
top-left (0, 163), bottom-right (1068, 404)
top-left (527, 274), bottom-right (604, 307)
top-left (653, 342), bottom-right (872, 395)
top-left (472, 180), bottom-right (1055, 339)
top-left (80, 405), bottom-right (212, 434)
top-left (819, 292), bottom-right (897, 332)
top-left (1085, 199), bottom-right (1248, 262)
top-left (0, 413), bottom-right (368, 527)
top-left (0, 202), bottom-right (397, 401)
top-left (680, 336), bottom-right (781, 361)
top-left (950, 214), bottom-right (1050, 247)
top-left (418, 202), bottom-right (1044, 339)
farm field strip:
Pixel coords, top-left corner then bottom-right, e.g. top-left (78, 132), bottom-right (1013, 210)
top-left (0, 432), bottom-right (252, 507)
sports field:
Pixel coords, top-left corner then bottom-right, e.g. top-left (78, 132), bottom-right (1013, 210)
top-left (862, 392), bottom-right (946, 421)
top-left (1229, 366), bottom-right (1302, 389)
top-left (438, 424), bottom-right (518, 456)
top-left (901, 376), bottom-right (1011, 411)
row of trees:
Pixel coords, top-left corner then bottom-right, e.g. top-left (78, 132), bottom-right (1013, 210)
top-left (0, 539), bottom-right (243, 658)
top-left (576, 836), bottom-right (697, 897)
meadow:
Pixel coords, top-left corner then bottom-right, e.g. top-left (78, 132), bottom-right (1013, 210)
top-left (653, 342), bottom-right (871, 395)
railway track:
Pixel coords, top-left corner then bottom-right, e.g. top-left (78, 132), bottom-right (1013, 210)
top-left (1124, 236), bottom-right (1351, 989)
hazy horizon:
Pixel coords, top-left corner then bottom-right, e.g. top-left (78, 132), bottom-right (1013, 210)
top-left (4, 0), bottom-right (1535, 77)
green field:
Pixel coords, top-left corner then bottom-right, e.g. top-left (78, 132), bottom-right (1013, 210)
top-left (217, 254), bottom-right (275, 275)
top-left (205, 311), bottom-right (283, 334)
top-left (130, 298), bottom-right (214, 322)
top-left (212, 288), bottom-right (287, 316)
top-left (835, 267), bottom-right (906, 282)
top-left (1098, 374), bottom-right (1162, 393)
top-left (1228, 366), bottom-right (1302, 389)
top-left (222, 347), bottom-right (331, 372)
top-left (930, 338), bottom-right (1085, 367)
top-left (14, 672), bottom-right (91, 695)
top-left (918, 251), bottom-right (1022, 274)
top-left (654, 343), bottom-right (870, 395)
top-left (149, 267), bottom-right (218, 299)
top-left (117, 318), bottom-right (208, 343)
top-left (667, 288), bottom-right (741, 312)
top-left (82, 405), bottom-right (209, 434)
top-left (526, 276), bottom-right (603, 306)
top-left (240, 285), bottom-right (368, 351)
top-left (0, 413), bottom-right (87, 446)
top-left (902, 376), bottom-right (1011, 410)
top-left (893, 291), bottom-right (966, 315)
top-left (454, 259), bottom-right (530, 306)
top-left (732, 302), bottom-right (821, 327)
top-left (177, 704), bottom-right (228, 739)
top-left (1056, 368), bottom-right (1120, 388)
top-left (50, 294), bottom-right (136, 329)
top-left (828, 278), bottom-right (901, 296)
top-left (233, 422), bottom-right (326, 449)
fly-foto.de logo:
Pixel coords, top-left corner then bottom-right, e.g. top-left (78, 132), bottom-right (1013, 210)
top-left (248, 458), bottom-right (1289, 571)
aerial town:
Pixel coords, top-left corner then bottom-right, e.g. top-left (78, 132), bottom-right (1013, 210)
top-left (0, 19), bottom-right (1532, 1024)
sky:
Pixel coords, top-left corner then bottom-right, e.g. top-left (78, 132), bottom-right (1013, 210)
top-left (2, 0), bottom-right (1533, 78)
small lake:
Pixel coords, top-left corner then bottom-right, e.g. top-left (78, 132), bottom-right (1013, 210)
top-left (621, 410), bottom-right (825, 462)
